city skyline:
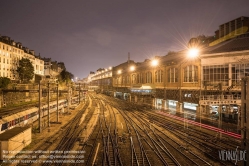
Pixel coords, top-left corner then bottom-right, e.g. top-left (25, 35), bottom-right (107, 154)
top-left (0, 0), bottom-right (249, 78)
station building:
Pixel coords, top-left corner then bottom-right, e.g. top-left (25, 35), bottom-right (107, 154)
top-left (88, 16), bottom-right (249, 123)
top-left (90, 67), bottom-right (113, 94)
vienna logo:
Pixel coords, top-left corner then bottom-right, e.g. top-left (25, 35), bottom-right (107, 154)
top-left (219, 146), bottom-right (246, 164)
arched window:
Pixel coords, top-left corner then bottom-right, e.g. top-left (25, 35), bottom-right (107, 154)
top-left (132, 74), bottom-right (136, 83)
top-left (146, 72), bottom-right (152, 83)
top-left (116, 78), bottom-right (118, 84)
top-left (155, 70), bottom-right (163, 83)
top-left (168, 68), bottom-right (178, 83)
top-left (184, 65), bottom-right (198, 82)
top-left (126, 75), bottom-right (130, 84)
top-left (137, 73), bottom-right (143, 83)
top-left (118, 77), bottom-right (122, 84)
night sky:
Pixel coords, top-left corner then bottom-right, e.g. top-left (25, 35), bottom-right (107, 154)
top-left (0, 0), bottom-right (249, 79)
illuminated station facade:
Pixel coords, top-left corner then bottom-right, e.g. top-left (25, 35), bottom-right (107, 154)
top-left (88, 16), bottom-right (249, 121)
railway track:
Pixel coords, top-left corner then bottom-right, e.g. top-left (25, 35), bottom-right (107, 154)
top-left (13, 96), bottom-right (90, 166)
top-left (129, 111), bottom-right (211, 166)
top-left (143, 110), bottom-right (240, 150)
top-left (98, 94), bottom-right (241, 165)
top-left (41, 95), bottom-right (93, 166)
top-left (14, 93), bottom-right (241, 166)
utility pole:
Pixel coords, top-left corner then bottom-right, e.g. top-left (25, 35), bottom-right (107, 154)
top-left (38, 81), bottom-right (42, 133)
top-left (57, 83), bottom-right (59, 122)
top-left (219, 103), bottom-right (222, 139)
top-left (67, 83), bottom-right (70, 113)
top-left (79, 83), bottom-right (80, 104)
top-left (48, 82), bottom-right (50, 127)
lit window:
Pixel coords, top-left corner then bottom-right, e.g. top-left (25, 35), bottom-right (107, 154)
top-left (184, 65), bottom-right (198, 82)
top-left (155, 70), bottom-right (163, 83)
top-left (137, 73), bottom-right (143, 83)
top-left (132, 74), bottom-right (136, 84)
top-left (126, 75), bottom-right (130, 83)
top-left (168, 68), bottom-right (178, 83)
top-left (146, 72), bottom-right (152, 83)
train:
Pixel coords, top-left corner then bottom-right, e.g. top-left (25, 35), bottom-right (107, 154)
top-left (0, 96), bottom-right (79, 134)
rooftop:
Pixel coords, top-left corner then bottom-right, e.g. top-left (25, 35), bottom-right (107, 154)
top-left (0, 127), bottom-right (31, 141)
top-left (204, 33), bottom-right (249, 54)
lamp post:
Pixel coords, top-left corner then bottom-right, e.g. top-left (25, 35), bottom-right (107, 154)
top-left (78, 83), bottom-right (81, 104)
top-left (56, 82), bottom-right (59, 123)
top-left (179, 62), bottom-right (186, 130)
top-left (67, 82), bottom-right (71, 113)
top-left (47, 82), bottom-right (50, 127)
top-left (151, 59), bottom-right (159, 109)
top-left (129, 65), bottom-right (135, 101)
top-left (187, 48), bottom-right (202, 129)
top-left (117, 69), bottom-right (122, 98)
top-left (38, 81), bottom-right (42, 133)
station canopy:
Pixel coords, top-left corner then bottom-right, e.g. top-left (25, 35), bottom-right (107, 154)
top-left (131, 84), bottom-right (155, 93)
top-left (131, 84), bottom-right (155, 90)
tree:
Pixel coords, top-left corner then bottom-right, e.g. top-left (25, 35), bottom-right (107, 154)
top-left (0, 77), bottom-right (11, 89)
top-left (16, 58), bottom-right (34, 83)
top-left (59, 69), bottom-right (74, 82)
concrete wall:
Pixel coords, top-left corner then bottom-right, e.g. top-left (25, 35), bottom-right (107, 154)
top-left (0, 127), bottom-right (31, 160)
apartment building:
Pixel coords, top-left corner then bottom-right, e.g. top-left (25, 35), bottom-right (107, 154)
top-left (0, 35), bottom-right (44, 82)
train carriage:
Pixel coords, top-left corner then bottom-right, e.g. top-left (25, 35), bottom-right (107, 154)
top-left (0, 99), bottom-right (68, 134)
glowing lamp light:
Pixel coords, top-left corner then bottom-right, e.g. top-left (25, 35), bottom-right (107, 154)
top-left (130, 65), bottom-right (135, 71)
top-left (151, 59), bottom-right (158, 66)
top-left (188, 48), bottom-right (199, 58)
top-left (117, 70), bottom-right (122, 74)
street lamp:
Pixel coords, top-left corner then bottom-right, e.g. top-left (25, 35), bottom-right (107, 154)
top-left (130, 65), bottom-right (135, 72)
top-left (188, 48), bottom-right (199, 58)
top-left (151, 59), bottom-right (158, 67)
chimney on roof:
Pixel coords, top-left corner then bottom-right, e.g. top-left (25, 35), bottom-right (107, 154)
top-left (11, 40), bottom-right (16, 46)
top-left (25, 47), bottom-right (29, 53)
top-left (3, 36), bottom-right (10, 41)
top-left (17, 42), bottom-right (22, 49)
top-left (30, 50), bottom-right (35, 55)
